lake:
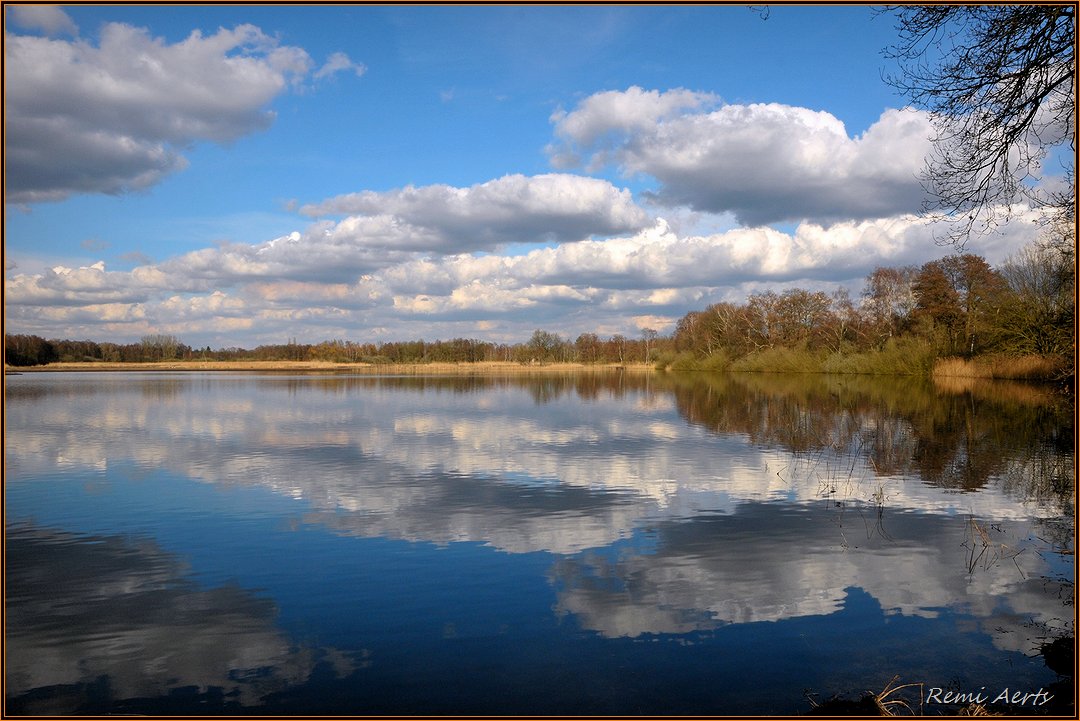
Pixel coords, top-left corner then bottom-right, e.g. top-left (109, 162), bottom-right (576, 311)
top-left (4, 371), bottom-right (1074, 715)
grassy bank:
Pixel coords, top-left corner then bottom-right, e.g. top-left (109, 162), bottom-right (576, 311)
top-left (655, 339), bottom-right (938, 376)
top-left (655, 341), bottom-right (1067, 383)
top-left (8, 352), bottom-right (1068, 383)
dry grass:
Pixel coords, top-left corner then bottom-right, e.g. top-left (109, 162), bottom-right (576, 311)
top-left (875, 676), bottom-right (925, 715)
top-left (956, 703), bottom-right (1000, 716)
top-left (8, 360), bottom-right (654, 374)
top-left (806, 676), bottom-right (924, 716)
top-left (933, 355), bottom-right (1063, 381)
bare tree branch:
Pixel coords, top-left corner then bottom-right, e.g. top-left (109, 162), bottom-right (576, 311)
top-left (881, 5), bottom-right (1075, 247)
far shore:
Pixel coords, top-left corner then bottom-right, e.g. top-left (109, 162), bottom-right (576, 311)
top-left (5, 360), bottom-right (655, 374)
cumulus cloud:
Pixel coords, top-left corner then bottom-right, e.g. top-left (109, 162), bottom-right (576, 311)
top-left (548, 86), bottom-right (717, 169)
top-left (300, 174), bottom-right (653, 251)
top-left (384, 213), bottom-right (954, 298)
top-left (5, 261), bottom-right (187, 307)
top-left (6, 5), bottom-right (78, 36)
top-left (6, 108), bottom-right (1044, 350)
top-left (11, 205), bottom-right (1043, 345)
top-left (158, 227), bottom-right (417, 283)
top-left (549, 87), bottom-right (935, 226)
top-left (4, 23), bottom-right (317, 203)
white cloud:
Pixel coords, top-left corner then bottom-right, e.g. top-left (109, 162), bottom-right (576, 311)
top-left (9, 205), bottom-right (1041, 345)
top-left (314, 51), bottom-right (366, 80)
top-left (300, 174), bottom-right (653, 252)
top-left (6, 5), bottom-right (78, 36)
top-left (548, 86), bottom-right (716, 169)
top-left (158, 227), bottom-right (416, 283)
top-left (5, 261), bottom-right (191, 307)
top-left (4, 23), bottom-right (317, 203)
top-left (549, 87), bottom-right (935, 226)
top-left (160, 290), bottom-right (248, 320)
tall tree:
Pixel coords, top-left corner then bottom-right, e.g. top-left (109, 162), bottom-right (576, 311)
top-left (883, 5), bottom-right (1075, 243)
top-left (937, 254), bottom-right (1010, 354)
top-left (999, 228), bottom-right (1076, 358)
top-left (641, 328), bottom-right (658, 363)
top-left (862, 265), bottom-right (918, 347)
top-left (526, 329), bottom-right (563, 363)
top-left (140, 334), bottom-right (182, 361)
top-left (912, 261), bottom-right (964, 352)
top-left (911, 254), bottom-right (1009, 355)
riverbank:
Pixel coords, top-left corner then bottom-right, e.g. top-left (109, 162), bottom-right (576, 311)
top-left (655, 343), bottom-right (1071, 384)
top-left (6, 360), bottom-right (655, 374)
top-left (5, 354), bottom-right (1071, 386)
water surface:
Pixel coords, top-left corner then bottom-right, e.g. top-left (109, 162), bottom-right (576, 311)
top-left (5, 371), bottom-right (1074, 714)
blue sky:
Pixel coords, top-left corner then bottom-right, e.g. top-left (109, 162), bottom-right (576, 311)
top-left (4, 4), bottom-right (1050, 347)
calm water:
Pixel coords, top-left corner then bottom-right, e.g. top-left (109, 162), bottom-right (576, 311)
top-left (5, 371), bottom-right (1074, 715)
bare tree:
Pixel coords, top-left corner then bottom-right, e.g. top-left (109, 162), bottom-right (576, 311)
top-left (641, 328), bottom-right (658, 364)
top-left (882, 5), bottom-right (1075, 244)
top-left (862, 265), bottom-right (918, 346)
top-left (140, 334), bottom-right (180, 361)
top-left (999, 224), bottom-right (1076, 357)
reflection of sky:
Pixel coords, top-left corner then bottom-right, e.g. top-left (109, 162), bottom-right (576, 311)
top-left (7, 374), bottom-right (1068, 539)
top-left (5, 523), bottom-right (355, 714)
top-left (4, 372), bottom-right (1073, 712)
top-left (551, 503), bottom-right (1069, 649)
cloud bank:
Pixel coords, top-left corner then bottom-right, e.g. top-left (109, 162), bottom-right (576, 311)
top-left (4, 19), bottom-right (361, 203)
top-left (300, 174), bottom-right (653, 252)
top-left (6, 192), bottom-right (1041, 345)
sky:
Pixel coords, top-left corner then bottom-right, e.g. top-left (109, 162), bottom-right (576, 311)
top-left (3, 4), bottom-right (1053, 348)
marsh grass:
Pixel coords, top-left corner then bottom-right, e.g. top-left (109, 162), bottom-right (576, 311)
top-left (661, 342), bottom-right (1063, 382)
top-left (729, 347), bottom-right (825, 373)
top-left (821, 338), bottom-right (937, 376)
top-left (659, 338), bottom-right (939, 376)
top-left (962, 517), bottom-right (1026, 577)
top-left (933, 355), bottom-right (1064, 381)
top-left (728, 338), bottom-right (937, 375)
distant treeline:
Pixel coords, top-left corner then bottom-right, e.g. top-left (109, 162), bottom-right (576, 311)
top-left (3, 329), bottom-right (658, 367)
top-left (5, 243), bottom-right (1074, 381)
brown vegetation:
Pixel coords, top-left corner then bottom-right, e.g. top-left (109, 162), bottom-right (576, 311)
top-left (933, 355), bottom-right (1067, 381)
top-left (10, 360), bottom-right (654, 374)
top-left (663, 247), bottom-right (1072, 383)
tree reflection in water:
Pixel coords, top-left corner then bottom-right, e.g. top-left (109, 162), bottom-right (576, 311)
top-left (4, 371), bottom-right (1072, 714)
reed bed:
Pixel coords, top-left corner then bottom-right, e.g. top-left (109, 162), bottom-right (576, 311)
top-left (932, 355), bottom-right (1064, 381)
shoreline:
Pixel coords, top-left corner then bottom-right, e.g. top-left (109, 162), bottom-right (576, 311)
top-left (5, 360), bottom-right (655, 374)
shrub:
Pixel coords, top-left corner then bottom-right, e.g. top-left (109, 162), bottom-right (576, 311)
top-left (729, 347), bottom-right (824, 373)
